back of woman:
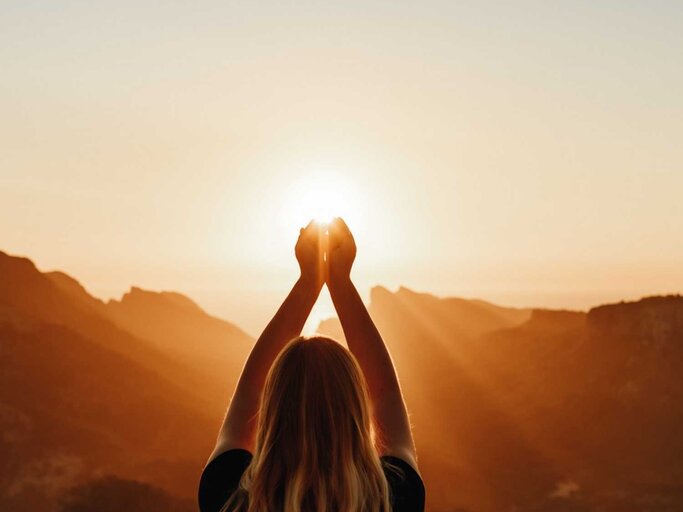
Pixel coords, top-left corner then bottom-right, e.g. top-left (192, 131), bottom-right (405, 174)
top-left (198, 219), bottom-right (425, 512)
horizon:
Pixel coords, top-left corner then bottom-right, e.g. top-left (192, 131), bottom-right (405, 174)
top-left (4, 245), bottom-right (679, 337)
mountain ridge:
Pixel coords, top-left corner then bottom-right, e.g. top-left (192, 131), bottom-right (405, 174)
top-left (3, 248), bottom-right (683, 511)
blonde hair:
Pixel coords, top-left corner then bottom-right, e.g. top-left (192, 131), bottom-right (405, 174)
top-left (224, 336), bottom-right (392, 512)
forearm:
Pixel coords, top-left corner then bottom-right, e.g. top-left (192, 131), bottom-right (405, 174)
top-left (217, 275), bottom-right (321, 451)
top-left (328, 278), bottom-right (414, 450)
top-left (209, 221), bottom-right (325, 460)
top-left (328, 278), bottom-right (399, 396)
top-left (234, 275), bottom-right (321, 404)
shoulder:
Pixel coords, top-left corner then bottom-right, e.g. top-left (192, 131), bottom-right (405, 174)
top-left (198, 449), bottom-right (253, 512)
top-left (381, 455), bottom-right (426, 512)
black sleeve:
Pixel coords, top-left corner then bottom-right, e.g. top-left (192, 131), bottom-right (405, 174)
top-left (198, 449), bottom-right (253, 512)
top-left (381, 456), bottom-right (426, 512)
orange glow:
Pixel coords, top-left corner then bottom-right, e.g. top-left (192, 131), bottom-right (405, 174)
top-left (278, 171), bottom-right (364, 232)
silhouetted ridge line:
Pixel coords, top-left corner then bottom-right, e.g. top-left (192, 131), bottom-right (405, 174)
top-left (3, 248), bottom-right (683, 512)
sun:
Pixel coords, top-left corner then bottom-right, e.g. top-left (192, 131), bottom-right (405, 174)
top-left (280, 171), bottom-right (363, 232)
top-left (301, 187), bottom-right (337, 225)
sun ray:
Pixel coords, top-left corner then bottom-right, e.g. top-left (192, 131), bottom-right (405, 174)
top-left (279, 170), bottom-right (363, 233)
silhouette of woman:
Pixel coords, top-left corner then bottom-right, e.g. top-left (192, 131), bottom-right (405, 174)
top-left (199, 218), bottom-right (425, 512)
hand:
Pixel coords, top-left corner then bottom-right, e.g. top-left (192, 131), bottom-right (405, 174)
top-left (295, 220), bottom-right (325, 289)
top-left (327, 217), bottom-right (356, 288)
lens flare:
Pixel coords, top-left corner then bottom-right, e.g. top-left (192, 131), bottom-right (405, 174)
top-left (280, 170), bottom-right (362, 232)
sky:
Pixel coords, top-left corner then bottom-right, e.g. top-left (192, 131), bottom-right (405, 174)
top-left (2, 1), bottom-right (682, 335)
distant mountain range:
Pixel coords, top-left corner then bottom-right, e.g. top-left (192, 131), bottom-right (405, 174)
top-left (0, 250), bottom-right (252, 511)
top-left (2, 249), bottom-right (682, 511)
top-left (319, 287), bottom-right (683, 512)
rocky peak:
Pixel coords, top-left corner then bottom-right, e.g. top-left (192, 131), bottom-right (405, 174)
top-left (587, 295), bottom-right (683, 350)
top-left (109, 286), bottom-right (203, 314)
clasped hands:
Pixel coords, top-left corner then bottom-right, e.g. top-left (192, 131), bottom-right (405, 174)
top-left (295, 217), bottom-right (356, 292)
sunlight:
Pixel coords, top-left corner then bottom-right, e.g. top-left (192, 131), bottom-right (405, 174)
top-left (279, 170), bottom-right (363, 232)
top-left (276, 170), bottom-right (365, 336)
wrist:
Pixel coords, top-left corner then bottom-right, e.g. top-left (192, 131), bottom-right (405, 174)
top-left (297, 272), bottom-right (324, 293)
top-left (327, 273), bottom-right (353, 294)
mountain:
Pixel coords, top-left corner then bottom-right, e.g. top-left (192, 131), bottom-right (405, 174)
top-left (3, 247), bottom-right (683, 512)
top-left (0, 252), bottom-right (208, 396)
top-left (44, 268), bottom-right (253, 408)
top-left (0, 316), bottom-right (210, 510)
top-left (0, 250), bottom-right (254, 511)
top-left (318, 286), bottom-right (531, 344)
top-left (318, 288), bottom-right (683, 512)
top-left (104, 286), bottom-right (252, 407)
top-left (45, 265), bottom-right (254, 411)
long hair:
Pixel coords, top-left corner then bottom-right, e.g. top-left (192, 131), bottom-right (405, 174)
top-left (224, 336), bottom-right (392, 512)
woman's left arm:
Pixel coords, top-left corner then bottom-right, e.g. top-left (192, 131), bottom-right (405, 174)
top-left (208, 221), bottom-right (324, 462)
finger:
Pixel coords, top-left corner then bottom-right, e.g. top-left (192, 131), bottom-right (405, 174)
top-left (303, 219), bottom-right (324, 239)
top-left (328, 217), bottom-right (349, 244)
top-left (317, 233), bottom-right (326, 263)
top-left (335, 217), bottom-right (352, 236)
top-left (328, 217), bottom-right (341, 236)
top-left (300, 225), bottom-right (324, 255)
top-left (327, 225), bottom-right (340, 248)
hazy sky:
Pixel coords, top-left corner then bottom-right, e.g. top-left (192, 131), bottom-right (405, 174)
top-left (2, 1), bottom-right (682, 334)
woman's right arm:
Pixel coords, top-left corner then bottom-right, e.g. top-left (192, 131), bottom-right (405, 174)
top-left (326, 218), bottom-right (418, 472)
top-left (207, 221), bottom-right (324, 463)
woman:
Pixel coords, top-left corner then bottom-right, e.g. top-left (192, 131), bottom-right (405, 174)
top-left (199, 218), bottom-right (425, 512)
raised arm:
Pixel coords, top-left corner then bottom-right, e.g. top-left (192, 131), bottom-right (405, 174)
top-left (208, 221), bottom-right (324, 462)
top-left (326, 218), bottom-right (418, 471)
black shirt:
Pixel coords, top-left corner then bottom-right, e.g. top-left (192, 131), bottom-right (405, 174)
top-left (198, 449), bottom-right (425, 512)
